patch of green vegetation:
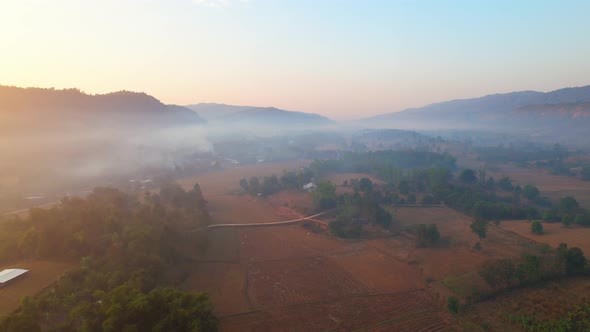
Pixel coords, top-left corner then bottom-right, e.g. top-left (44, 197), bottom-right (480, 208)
top-left (443, 271), bottom-right (479, 298)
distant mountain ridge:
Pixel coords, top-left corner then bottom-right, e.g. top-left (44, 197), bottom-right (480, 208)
top-left (0, 85), bottom-right (205, 132)
top-left (186, 103), bottom-right (333, 126)
top-left (366, 85), bottom-right (590, 130)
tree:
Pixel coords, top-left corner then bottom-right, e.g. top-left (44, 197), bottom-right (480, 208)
top-left (560, 196), bottom-right (579, 214)
top-left (415, 224), bottom-right (440, 247)
top-left (531, 220), bottom-right (544, 235)
top-left (565, 247), bottom-right (587, 275)
top-left (312, 181), bottom-right (337, 211)
top-left (239, 178), bottom-right (249, 192)
top-left (329, 214), bottom-right (361, 239)
top-left (458, 169), bottom-right (477, 184)
top-left (575, 213), bottom-right (590, 226)
top-left (249, 177), bottom-right (260, 193)
top-left (421, 194), bottom-right (436, 205)
top-left (497, 177), bottom-right (514, 191)
top-left (485, 177), bottom-right (496, 190)
top-left (479, 259), bottom-right (515, 289)
top-left (561, 215), bottom-right (574, 228)
top-left (516, 254), bottom-right (543, 284)
top-left (470, 219), bottom-right (488, 239)
top-left (447, 296), bottom-right (461, 314)
top-left (542, 209), bottom-right (559, 222)
top-left (398, 180), bottom-right (410, 195)
top-left (428, 167), bottom-right (450, 190)
top-left (522, 185), bottom-right (540, 200)
top-left (359, 178), bottom-right (373, 193)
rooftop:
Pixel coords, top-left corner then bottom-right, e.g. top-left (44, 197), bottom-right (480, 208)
top-left (0, 268), bottom-right (29, 283)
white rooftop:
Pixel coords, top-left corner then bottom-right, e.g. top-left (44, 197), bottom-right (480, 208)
top-left (0, 269), bottom-right (28, 283)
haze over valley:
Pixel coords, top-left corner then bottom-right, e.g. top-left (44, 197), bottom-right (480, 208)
top-left (2, 1), bottom-right (590, 331)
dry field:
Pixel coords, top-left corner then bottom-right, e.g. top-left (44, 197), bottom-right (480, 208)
top-left (501, 220), bottom-right (590, 255)
top-left (463, 277), bottom-right (590, 332)
top-left (220, 291), bottom-right (454, 332)
top-left (179, 161), bottom-right (310, 197)
top-left (182, 164), bottom-right (456, 331)
top-left (390, 207), bottom-right (545, 297)
top-left (455, 152), bottom-right (590, 208)
top-left (478, 164), bottom-right (590, 208)
top-left (0, 261), bottom-right (75, 316)
top-left (488, 163), bottom-right (590, 208)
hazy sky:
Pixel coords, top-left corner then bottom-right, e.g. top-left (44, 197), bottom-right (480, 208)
top-left (2, 0), bottom-right (590, 119)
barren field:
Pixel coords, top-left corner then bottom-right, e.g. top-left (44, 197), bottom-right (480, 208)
top-left (391, 207), bottom-right (545, 295)
top-left (220, 290), bottom-right (455, 332)
top-left (489, 164), bottom-right (590, 208)
top-left (183, 262), bottom-right (249, 316)
top-left (501, 220), bottom-right (590, 255)
top-left (179, 161), bottom-right (310, 197)
top-left (183, 163), bottom-right (456, 330)
top-left (0, 261), bottom-right (75, 316)
top-left (455, 153), bottom-right (590, 208)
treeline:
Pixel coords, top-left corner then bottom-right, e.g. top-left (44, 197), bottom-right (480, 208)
top-left (540, 196), bottom-right (590, 227)
top-left (309, 179), bottom-right (393, 239)
top-left (478, 244), bottom-right (587, 298)
top-left (474, 144), bottom-right (569, 164)
top-left (309, 150), bottom-right (456, 178)
top-left (0, 183), bottom-right (217, 331)
top-left (239, 168), bottom-right (314, 196)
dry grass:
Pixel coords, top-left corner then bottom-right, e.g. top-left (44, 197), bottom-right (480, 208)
top-left (178, 160), bottom-right (310, 196)
top-left (328, 248), bottom-right (423, 294)
top-left (220, 290), bottom-right (455, 332)
top-left (501, 220), bottom-right (590, 254)
top-left (488, 163), bottom-right (590, 208)
top-left (183, 262), bottom-right (249, 316)
top-left (464, 277), bottom-right (590, 332)
top-left (0, 261), bottom-right (75, 317)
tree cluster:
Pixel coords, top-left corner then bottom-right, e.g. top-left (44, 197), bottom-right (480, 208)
top-left (0, 183), bottom-right (217, 331)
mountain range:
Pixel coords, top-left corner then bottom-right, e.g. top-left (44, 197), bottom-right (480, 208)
top-left (364, 85), bottom-right (590, 131)
top-left (186, 103), bottom-right (333, 126)
top-left (0, 86), bottom-right (333, 132)
top-left (0, 86), bottom-right (205, 133)
top-left (4, 84), bottom-right (590, 136)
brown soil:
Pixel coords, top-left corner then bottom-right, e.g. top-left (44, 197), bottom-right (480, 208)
top-left (182, 165), bottom-right (454, 330)
top-left (220, 290), bottom-right (455, 332)
top-left (501, 220), bottom-right (590, 255)
top-left (0, 261), bottom-right (75, 316)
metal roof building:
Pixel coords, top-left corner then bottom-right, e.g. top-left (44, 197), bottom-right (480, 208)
top-left (0, 268), bottom-right (29, 287)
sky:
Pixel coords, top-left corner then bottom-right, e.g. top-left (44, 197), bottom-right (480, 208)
top-left (1, 0), bottom-right (590, 120)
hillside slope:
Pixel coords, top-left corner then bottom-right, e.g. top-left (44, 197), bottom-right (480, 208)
top-left (187, 103), bottom-right (333, 127)
top-left (0, 85), bottom-right (205, 132)
top-left (365, 85), bottom-right (590, 130)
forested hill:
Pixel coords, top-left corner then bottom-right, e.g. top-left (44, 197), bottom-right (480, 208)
top-left (0, 85), bottom-right (205, 132)
top-left (0, 182), bottom-right (218, 331)
top-left (363, 85), bottom-right (590, 131)
top-left (187, 103), bottom-right (334, 127)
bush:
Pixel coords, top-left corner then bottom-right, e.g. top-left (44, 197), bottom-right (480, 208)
top-left (447, 296), bottom-right (461, 314)
top-left (531, 220), bottom-right (543, 235)
top-left (329, 215), bottom-right (361, 239)
top-left (415, 224), bottom-right (440, 247)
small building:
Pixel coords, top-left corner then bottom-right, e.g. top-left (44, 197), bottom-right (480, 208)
top-left (0, 269), bottom-right (29, 288)
top-left (303, 182), bottom-right (317, 192)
